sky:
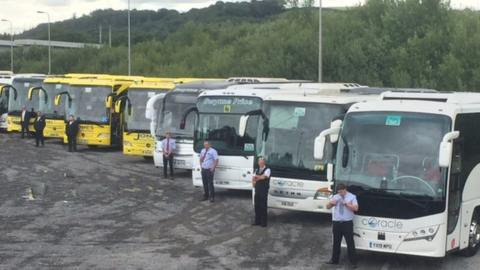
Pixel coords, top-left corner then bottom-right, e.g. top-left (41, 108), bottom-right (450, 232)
top-left (0, 0), bottom-right (479, 35)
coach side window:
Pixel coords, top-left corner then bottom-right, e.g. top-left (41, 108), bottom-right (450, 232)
top-left (448, 113), bottom-right (480, 233)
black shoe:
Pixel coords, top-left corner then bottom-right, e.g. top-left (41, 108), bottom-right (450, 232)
top-left (209, 198), bottom-right (215, 203)
top-left (351, 264), bottom-right (358, 269)
top-left (325, 260), bottom-right (339, 265)
top-left (170, 176), bottom-right (174, 180)
top-left (261, 224), bottom-right (267, 227)
top-left (251, 223), bottom-right (259, 226)
top-left (200, 197), bottom-right (208, 201)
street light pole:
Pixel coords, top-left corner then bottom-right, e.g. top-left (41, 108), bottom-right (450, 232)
top-left (37, 11), bottom-right (51, 74)
top-left (318, 0), bottom-right (322, 83)
top-left (127, 0), bottom-right (131, 75)
top-left (1, 19), bottom-right (13, 73)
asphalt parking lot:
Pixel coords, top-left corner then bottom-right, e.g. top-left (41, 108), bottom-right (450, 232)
top-left (1, 132), bottom-right (480, 270)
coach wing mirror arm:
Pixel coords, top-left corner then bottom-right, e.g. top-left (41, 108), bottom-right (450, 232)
top-left (105, 94), bottom-right (114, 109)
top-left (1, 84), bottom-right (17, 100)
top-left (55, 92), bottom-right (73, 108)
top-left (114, 96), bottom-right (131, 114)
top-left (145, 93), bottom-right (166, 120)
top-left (0, 85), bottom-right (7, 97)
top-left (439, 131), bottom-right (460, 168)
top-left (313, 125), bottom-right (342, 161)
top-left (28, 87), bottom-right (49, 104)
top-left (145, 93), bottom-right (167, 137)
top-left (180, 107), bottom-right (198, 130)
top-left (239, 109), bottom-right (268, 137)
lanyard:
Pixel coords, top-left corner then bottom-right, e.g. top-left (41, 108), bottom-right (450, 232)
top-left (201, 149), bottom-right (209, 160)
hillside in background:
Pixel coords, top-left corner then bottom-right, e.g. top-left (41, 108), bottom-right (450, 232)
top-left (16, 1), bottom-right (285, 45)
top-left (1, 0), bottom-right (480, 91)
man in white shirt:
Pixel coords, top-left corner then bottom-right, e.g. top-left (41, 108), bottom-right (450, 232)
top-left (161, 132), bottom-right (176, 180)
top-left (326, 183), bottom-right (359, 268)
top-left (199, 140), bottom-right (218, 202)
top-left (252, 158), bottom-right (271, 227)
top-left (20, 106), bottom-right (30, 138)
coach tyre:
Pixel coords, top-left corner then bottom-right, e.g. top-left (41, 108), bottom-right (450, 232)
top-left (461, 209), bottom-right (480, 257)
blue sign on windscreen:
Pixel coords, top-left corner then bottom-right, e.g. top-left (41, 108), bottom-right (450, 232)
top-left (385, 115), bottom-right (401, 126)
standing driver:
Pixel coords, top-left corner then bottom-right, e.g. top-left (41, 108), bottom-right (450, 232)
top-left (161, 132), bottom-right (176, 180)
top-left (325, 183), bottom-right (359, 269)
top-left (20, 106), bottom-right (31, 138)
top-left (252, 157), bottom-right (271, 227)
top-left (199, 140), bottom-right (218, 203)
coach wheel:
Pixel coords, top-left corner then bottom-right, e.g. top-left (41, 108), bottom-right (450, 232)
top-left (460, 209), bottom-right (480, 257)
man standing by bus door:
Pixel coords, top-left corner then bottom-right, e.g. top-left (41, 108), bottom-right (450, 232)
top-left (252, 158), bottom-right (271, 227)
top-left (161, 132), bottom-right (176, 180)
top-left (325, 183), bottom-right (359, 269)
top-left (20, 106), bottom-right (31, 138)
top-left (33, 111), bottom-right (46, 147)
top-left (66, 115), bottom-right (79, 152)
top-left (199, 140), bottom-right (218, 203)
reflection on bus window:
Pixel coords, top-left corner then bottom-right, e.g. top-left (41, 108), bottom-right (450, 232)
top-left (260, 102), bottom-right (343, 180)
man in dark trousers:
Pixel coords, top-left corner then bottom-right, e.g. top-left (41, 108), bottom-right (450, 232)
top-left (161, 132), bottom-right (176, 180)
top-left (33, 111), bottom-right (46, 147)
top-left (325, 184), bottom-right (359, 269)
top-left (252, 157), bottom-right (271, 227)
top-left (66, 115), bottom-right (79, 152)
top-left (20, 106), bottom-right (31, 138)
top-left (199, 140), bottom-right (218, 203)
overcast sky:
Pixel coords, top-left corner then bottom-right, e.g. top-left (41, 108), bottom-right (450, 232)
top-left (0, 0), bottom-right (479, 35)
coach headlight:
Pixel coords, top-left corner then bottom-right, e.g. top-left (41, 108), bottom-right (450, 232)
top-left (404, 225), bottom-right (440, 241)
top-left (314, 187), bottom-right (331, 200)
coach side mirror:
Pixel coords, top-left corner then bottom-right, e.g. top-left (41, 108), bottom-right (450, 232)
top-left (239, 115), bottom-right (249, 137)
top-left (146, 92), bottom-right (166, 120)
top-left (329, 119), bottom-right (343, 143)
top-left (314, 135), bottom-right (327, 161)
top-left (439, 142), bottom-right (453, 168)
top-left (327, 163), bottom-right (334, 182)
top-left (127, 104), bottom-right (132, 115)
top-left (439, 131), bottom-right (460, 168)
top-left (114, 100), bottom-right (122, 113)
top-left (54, 94), bottom-right (62, 106)
top-left (27, 87), bottom-right (35, 100)
top-left (105, 96), bottom-right (113, 109)
top-left (314, 126), bottom-right (341, 160)
top-left (180, 107), bottom-right (198, 130)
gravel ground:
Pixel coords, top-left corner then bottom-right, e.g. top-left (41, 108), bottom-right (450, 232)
top-left (1, 132), bottom-right (479, 270)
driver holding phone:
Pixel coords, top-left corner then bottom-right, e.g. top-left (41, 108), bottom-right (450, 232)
top-left (325, 183), bottom-right (359, 269)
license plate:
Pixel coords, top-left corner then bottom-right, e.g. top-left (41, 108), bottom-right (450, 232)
top-left (215, 180), bottom-right (230, 185)
top-left (369, 241), bottom-right (393, 250)
top-left (174, 159), bottom-right (185, 166)
top-left (280, 201), bottom-right (295, 207)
